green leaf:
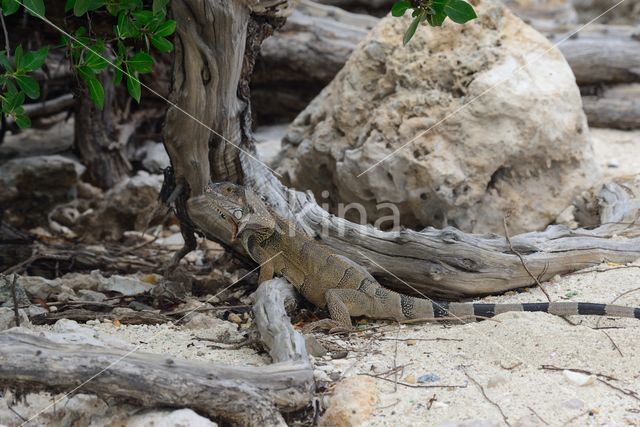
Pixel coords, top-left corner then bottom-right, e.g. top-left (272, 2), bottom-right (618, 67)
top-left (64, 0), bottom-right (75, 12)
top-left (127, 52), bottom-right (154, 73)
top-left (2, 89), bottom-right (24, 113)
top-left (15, 113), bottom-right (31, 129)
top-left (403, 10), bottom-right (424, 45)
top-left (14, 45), bottom-right (23, 69)
top-left (76, 65), bottom-right (94, 81)
top-left (116, 13), bottom-right (139, 38)
top-left (15, 75), bottom-right (39, 99)
top-left (1, 0), bottom-right (20, 16)
top-left (150, 35), bottom-right (172, 52)
top-left (152, 0), bottom-right (170, 15)
top-left (154, 20), bottom-right (176, 37)
top-left (126, 71), bottom-right (141, 103)
top-left (427, 10), bottom-right (447, 26)
top-left (84, 49), bottom-right (109, 71)
top-left (444, 0), bottom-right (477, 24)
top-left (0, 51), bottom-right (12, 71)
top-left (23, 0), bottom-right (44, 17)
top-left (391, 0), bottom-right (412, 17)
top-left (432, 0), bottom-right (449, 13)
top-left (86, 77), bottom-right (104, 109)
top-left (20, 47), bottom-right (48, 72)
top-left (74, 0), bottom-right (103, 16)
top-left (132, 10), bottom-right (154, 25)
top-left (113, 67), bottom-right (123, 85)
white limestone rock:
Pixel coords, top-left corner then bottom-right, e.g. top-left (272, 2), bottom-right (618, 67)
top-left (279, 0), bottom-right (598, 234)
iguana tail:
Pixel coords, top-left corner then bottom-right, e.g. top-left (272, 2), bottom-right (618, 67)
top-left (330, 282), bottom-right (640, 324)
top-left (402, 299), bottom-right (640, 322)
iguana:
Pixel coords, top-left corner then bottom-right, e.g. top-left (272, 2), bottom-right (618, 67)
top-left (186, 182), bottom-right (640, 328)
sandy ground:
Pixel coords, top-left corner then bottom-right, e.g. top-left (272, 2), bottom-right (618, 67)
top-left (1, 127), bottom-right (639, 426)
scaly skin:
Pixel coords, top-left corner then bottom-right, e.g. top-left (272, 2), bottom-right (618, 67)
top-left (186, 182), bottom-right (640, 327)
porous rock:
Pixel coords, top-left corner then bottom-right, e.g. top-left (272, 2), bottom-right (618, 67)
top-left (319, 375), bottom-right (378, 426)
top-left (75, 171), bottom-right (163, 240)
top-left (279, 0), bottom-right (598, 234)
top-left (0, 155), bottom-right (83, 227)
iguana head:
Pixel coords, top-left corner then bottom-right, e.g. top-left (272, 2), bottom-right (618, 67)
top-left (203, 182), bottom-right (275, 241)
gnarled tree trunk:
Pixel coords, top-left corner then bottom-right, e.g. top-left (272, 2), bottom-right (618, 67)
top-left (74, 75), bottom-right (131, 189)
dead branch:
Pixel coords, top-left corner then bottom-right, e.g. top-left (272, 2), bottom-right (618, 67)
top-left (0, 279), bottom-right (314, 425)
top-left (29, 308), bottom-right (171, 326)
top-left (0, 330), bottom-right (301, 425)
top-left (582, 96), bottom-right (640, 129)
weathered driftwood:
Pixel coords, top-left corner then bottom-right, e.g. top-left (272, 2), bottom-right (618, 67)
top-left (0, 279), bottom-right (313, 425)
top-left (553, 25), bottom-right (640, 86)
top-left (161, 0), bottom-right (640, 300)
top-left (254, 5), bottom-right (639, 110)
top-left (247, 171), bottom-right (640, 298)
top-left (5, 94), bottom-right (75, 127)
top-left (253, 0), bottom-right (377, 120)
top-left (582, 96), bottom-right (640, 129)
top-left (252, 278), bottom-right (309, 364)
top-left (0, 331), bottom-right (306, 425)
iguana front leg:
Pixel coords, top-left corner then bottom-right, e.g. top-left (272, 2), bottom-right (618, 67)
top-left (258, 262), bottom-right (275, 283)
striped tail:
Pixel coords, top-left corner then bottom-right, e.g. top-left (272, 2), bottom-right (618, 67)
top-left (428, 301), bottom-right (640, 322)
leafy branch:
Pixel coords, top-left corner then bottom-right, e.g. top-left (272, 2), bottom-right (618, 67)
top-left (392, 0), bottom-right (477, 45)
top-left (0, 0), bottom-right (175, 130)
top-left (64, 0), bottom-right (176, 107)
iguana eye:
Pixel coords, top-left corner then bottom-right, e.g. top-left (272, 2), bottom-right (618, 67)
top-left (233, 210), bottom-right (243, 219)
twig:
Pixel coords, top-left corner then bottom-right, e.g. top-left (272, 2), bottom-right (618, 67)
top-left (465, 370), bottom-right (512, 427)
top-left (563, 410), bottom-right (589, 425)
top-left (503, 217), bottom-right (551, 302)
top-left (165, 304), bottom-right (251, 316)
top-left (540, 365), bottom-right (618, 381)
top-left (362, 373), bottom-right (466, 389)
top-left (377, 398), bottom-right (400, 410)
top-left (393, 321), bottom-right (400, 392)
top-left (378, 337), bottom-right (463, 342)
top-left (527, 406), bottom-right (549, 425)
top-left (599, 329), bottom-right (623, 357)
top-left (596, 378), bottom-right (640, 402)
top-left (0, 10), bottom-right (9, 56)
top-left (11, 274), bottom-right (20, 327)
top-left (567, 265), bottom-right (640, 276)
top-left (373, 363), bottom-right (411, 380)
top-left (593, 286), bottom-right (640, 355)
top-left (2, 252), bottom-right (71, 276)
top-left (7, 404), bottom-right (27, 423)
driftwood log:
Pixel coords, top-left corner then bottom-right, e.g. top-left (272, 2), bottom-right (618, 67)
top-left (253, 3), bottom-right (640, 123)
top-left (252, 0), bottom-right (377, 121)
top-left (582, 96), bottom-right (640, 129)
top-left (553, 25), bottom-right (640, 86)
top-left (0, 279), bottom-right (313, 426)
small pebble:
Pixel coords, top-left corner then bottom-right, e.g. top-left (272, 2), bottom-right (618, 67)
top-left (563, 370), bottom-right (595, 386)
top-left (228, 313), bottom-right (242, 324)
top-left (563, 398), bottom-right (585, 409)
top-left (418, 373), bottom-right (440, 383)
top-left (404, 374), bottom-right (416, 384)
top-left (406, 339), bottom-right (417, 346)
top-left (486, 374), bottom-right (507, 388)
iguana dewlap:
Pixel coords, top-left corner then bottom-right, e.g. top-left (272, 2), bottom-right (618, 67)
top-left (187, 182), bottom-right (640, 327)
